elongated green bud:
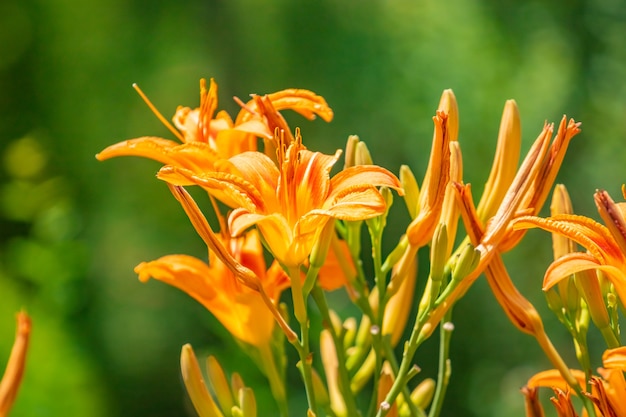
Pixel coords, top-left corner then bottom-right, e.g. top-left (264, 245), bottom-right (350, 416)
top-left (430, 223), bottom-right (448, 283)
top-left (344, 135), bottom-right (359, 169)
top-left (237, 387), bottom-right (257, 417)
top-left (180, 345), bottom-right (224, 417)
top-left (355, 140), bottom-right (373, 165)
top-left (207, 356), bottom-right (235, 413)
top-left (451, 243), bottom-right (480, 282)
top-left (411, 378), bottom-right (436, 410)
top-left (400, 165), bottom-right (419, 219)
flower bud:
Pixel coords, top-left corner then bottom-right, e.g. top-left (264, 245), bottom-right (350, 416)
top-left (451, 243), bottom-right (481, 283)
top-left (355, 141), bottom-right (373, 166)
top-left (207, 355), bottom-right (235, 412)
top-left (430, 223), bottom-right (448, 283)
top-left (400, 165), bottom-right (419, 219)
top-left (344, 135), bottom-right (360, 169)
top-left (410, 378), bottom-right (436, 410)
top-left (236, 387), bottom-right (257, 417)
top-left (180, 344), bottom-right (224, 417)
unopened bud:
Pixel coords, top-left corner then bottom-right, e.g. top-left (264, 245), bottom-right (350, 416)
top-left (343, 317), bottom-right (357, 349)
top-left (237, 387), bottom-right (257, 417)
top-left (438, 89), bottom-right (459, 142)
top-left (451, 243), bottom-right (480, 282)
top-left (207, 355), bottom-right (235, 412)
top-left (310, 367), bottom-right (330, 408)
top-left (355, 140), bottom-right (373, 165)
top-left (575, 269), bottom-right (610, 330)
top-left (544, 287), bottom-right (563, 315)
top-left (180, 345), bottom-right (222, 417)
top-left (430, 223), bottom-right (448, 282)
top-left (381, 187), bottom-right (393, 211)
top-left (400, 165), bottom-right (420, 219)
top-left (344, 135), bottom-right (359, 169)
top-left (411, 378), bottom-right (436, 409)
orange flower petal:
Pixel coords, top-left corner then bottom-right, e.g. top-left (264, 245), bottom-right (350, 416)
top-left (96, 136), bottom-right (179, 163)
top-left (330, 165), bottom-right (403, 200)
top-left (135, 253), bottom-right (275, 346)
top-left (0, 312), bottom-right (31, 416)
top-left (602, 346), bottom-right (626, 371)
top-left (543, 253), bottom-right (626, 307)
top-left (526, 369), bottom-right (586, 390)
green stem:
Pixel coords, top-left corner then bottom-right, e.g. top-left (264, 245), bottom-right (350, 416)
top-left (375, 314), bottom-right (429, 417)
top-left (288, 266), bottom-right (318, 416)
top-left (600, 325), bottom-right (620, 349)
top-left (259, 342), bottom-right (289, 417)
top-left (534, 330), bottom-right (596, 417)
top-left (311, 286), bottom-right (359, 417)
top-left (380, 336), bottom-right (420, 417)
top-left (428, 310), bottom-right (453, 417)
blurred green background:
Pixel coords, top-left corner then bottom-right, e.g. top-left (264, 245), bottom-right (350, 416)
top-left (1, 0), bottom-right (625, 416)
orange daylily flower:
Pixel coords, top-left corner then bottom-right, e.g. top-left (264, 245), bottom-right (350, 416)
top-left (136, 228), bottom-right (289, 347)
top-left (523, 346), bottom-right (626, 417)
top-left (0, 312), bottom-right (31, 417)
top-left (159, 130), bottom-right (403, 268)
top-left (96, 78), bottom-right (333, 174)
top-left (513, 191), bottom-right (626, 308)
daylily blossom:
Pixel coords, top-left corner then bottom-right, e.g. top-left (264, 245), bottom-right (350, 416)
top-left (159, 130), bottom-right (403, 268)
top-left (96, 78), bottom-right (333, 173)
top-left (0, 312), bottom-right (31, 417)
top-left (513, 187), bottom-right (626, 308)
top-left (523, 346), bottom-right (626, 416)
top-left (135, 228), bottom-right (289, 347)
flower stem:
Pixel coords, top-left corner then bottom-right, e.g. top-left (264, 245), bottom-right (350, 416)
top-left (289, 266), bottom-right (318, 416)
top-left (311, 286), bottom-right (359, 416)
top-left (534, 329), bottom-right (596, 417)
top-left (428, 310), bottom-right (453, 417)
top-left (259, 342), bottom-right (289, 417)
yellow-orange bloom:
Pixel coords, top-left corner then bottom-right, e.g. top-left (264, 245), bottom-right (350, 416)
top-left (160, 130), bottom-right (403, 267)
top-left (0, 312), bottom-right (31, 416)
top-left (523, 346), bottom-right (626, 417)
top-left (136, 229), bottom-right (289, 347)
top-left (96, 78), bottom-right (333, 173)
top-left (514, 190), bottom-right (626, 308)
